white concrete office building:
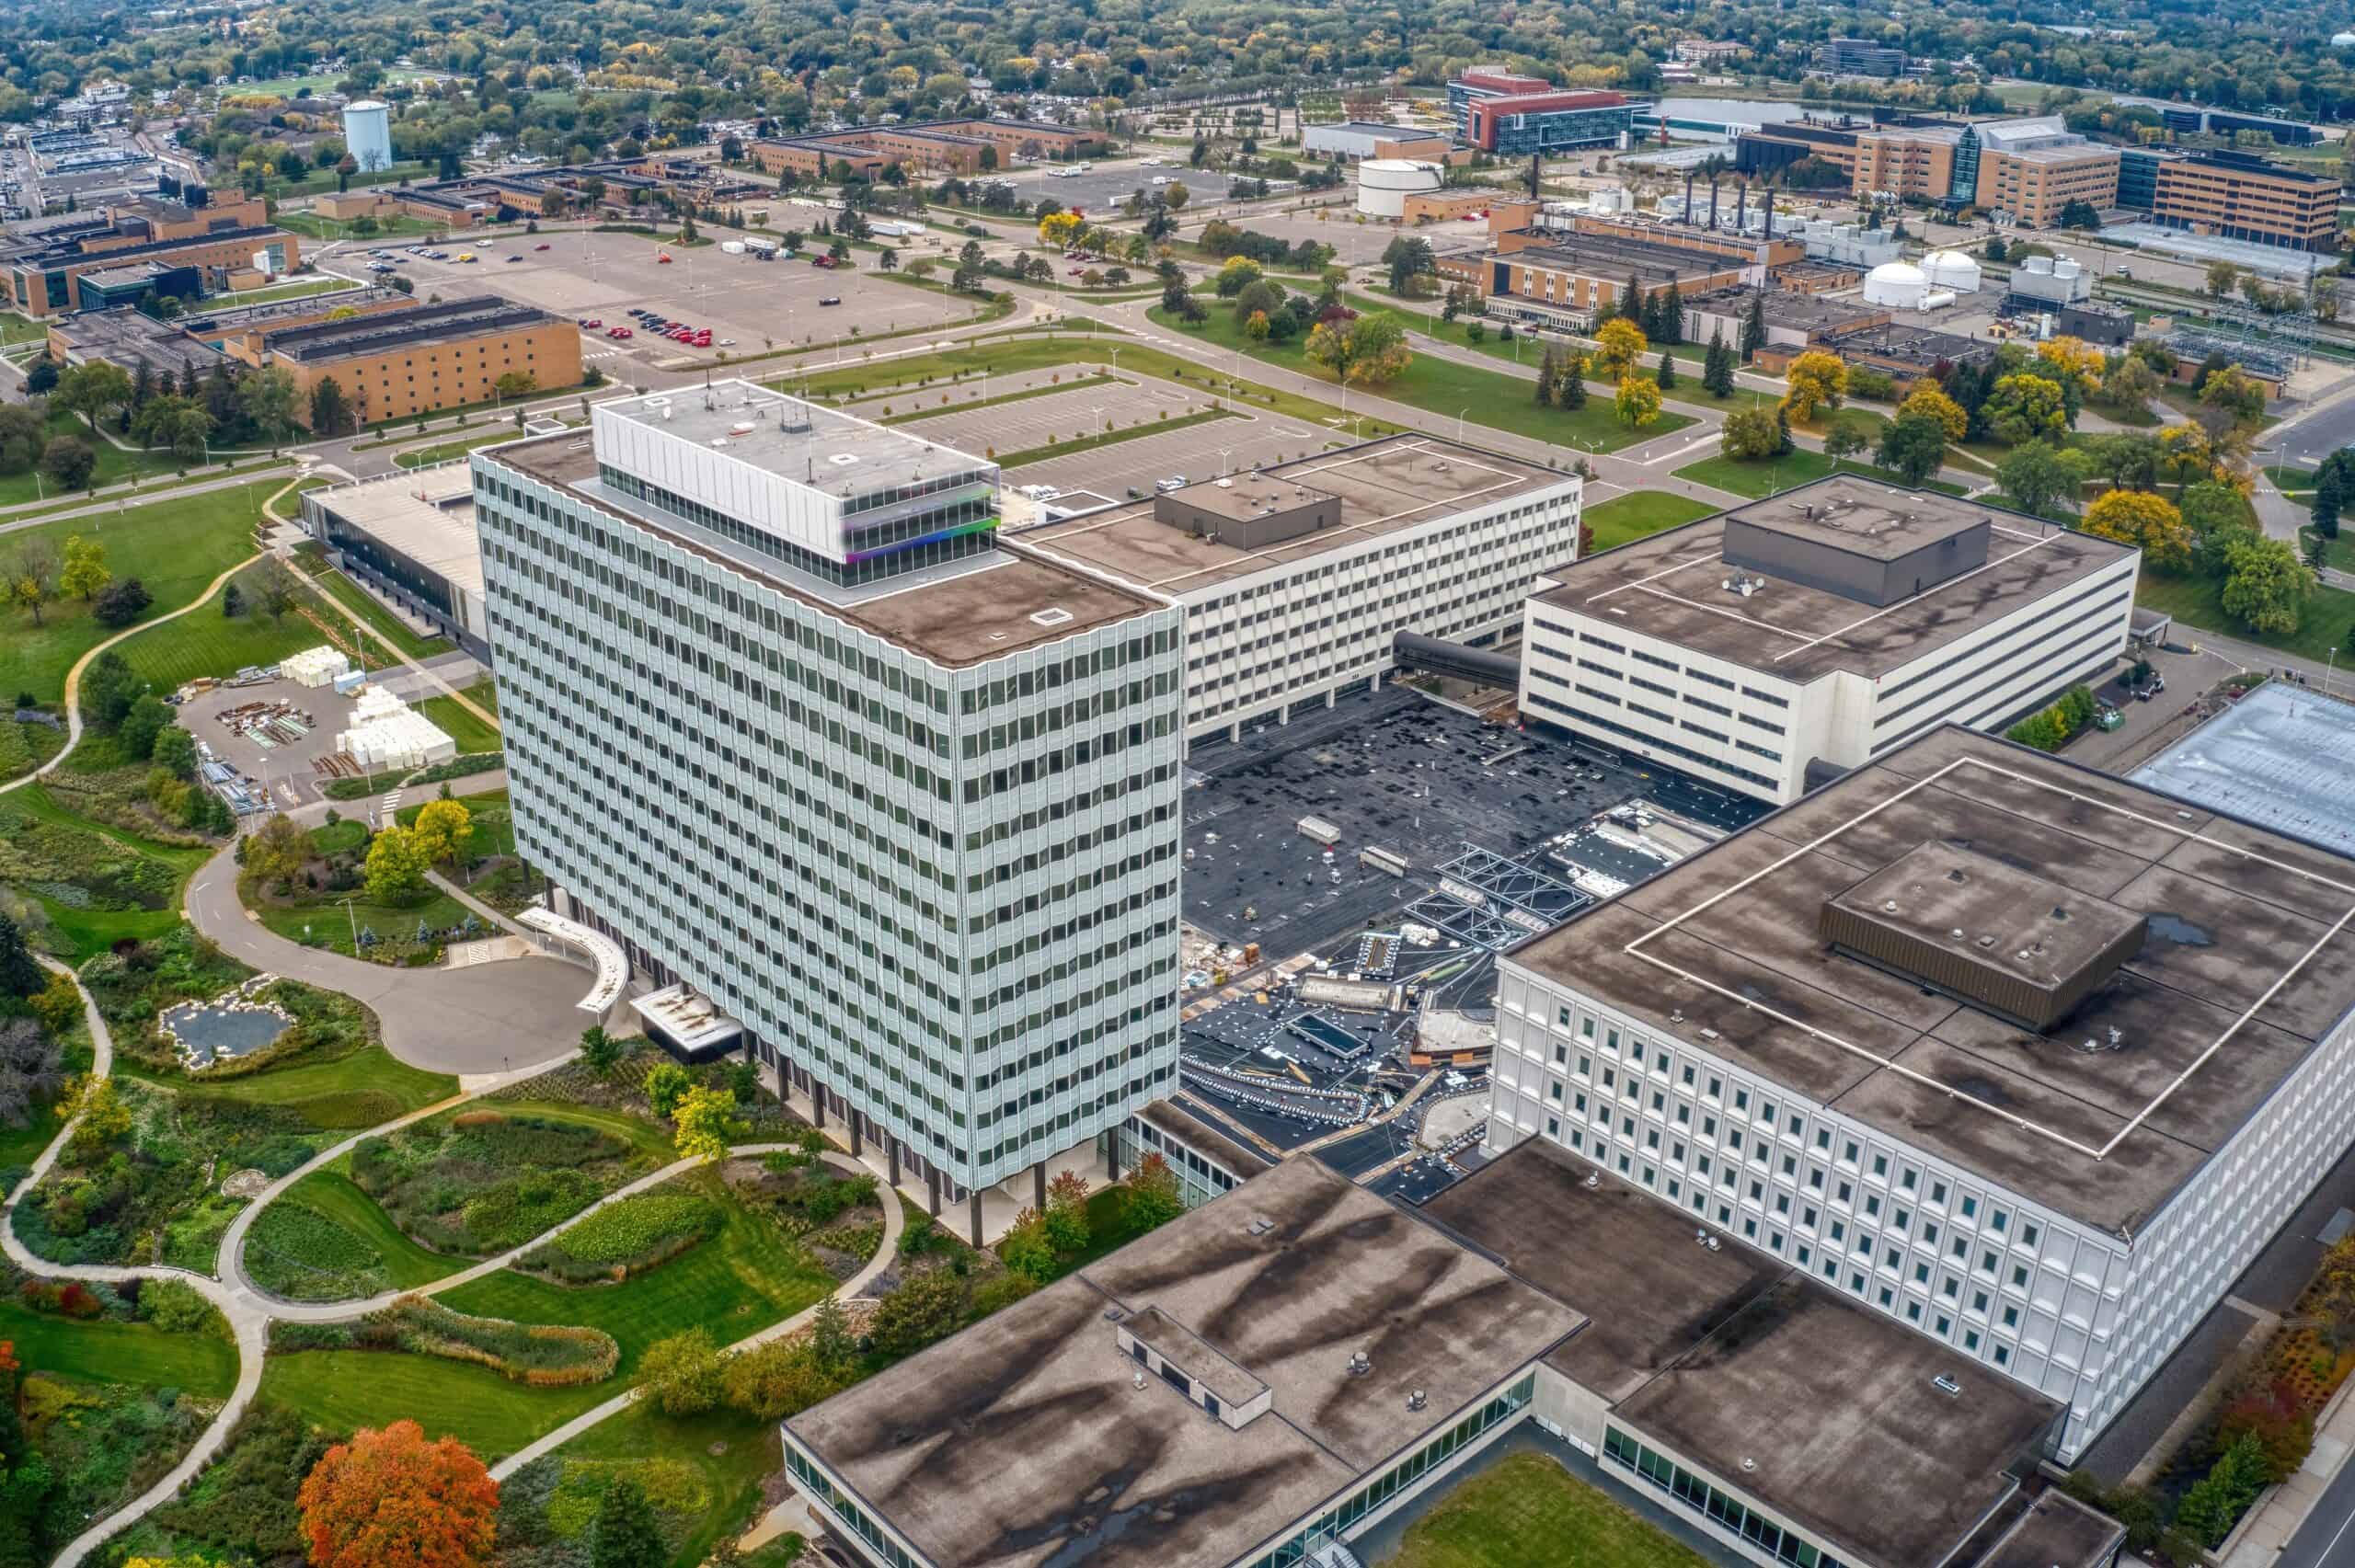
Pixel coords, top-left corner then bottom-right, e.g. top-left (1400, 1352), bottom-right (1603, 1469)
top-left (1516, 475), bottom-right (2137, 805)
top-left (1487, 726), bottom-right (2355, 1463)
top-left (471, 382), bottom-right (1186, 1239)
top-left (1028, 436), bottom-right (1582, 745)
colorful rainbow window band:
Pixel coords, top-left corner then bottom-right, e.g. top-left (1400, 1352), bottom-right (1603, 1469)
top-left (843, 514), bottom-right (1000, 564)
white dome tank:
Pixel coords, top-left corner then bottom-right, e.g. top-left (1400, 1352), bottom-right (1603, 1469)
top-left (1921, 248), bottom-right (1982, 293)
top-left (1862, 259), bottom-right (1928, 309)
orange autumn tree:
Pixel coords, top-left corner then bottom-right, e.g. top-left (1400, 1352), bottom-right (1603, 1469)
top-left (297, 1420), bottom-right (499, 1568)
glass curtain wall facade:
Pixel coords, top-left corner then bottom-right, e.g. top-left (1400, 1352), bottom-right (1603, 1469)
top-left (472, 450), bottom-right (1187, 1196)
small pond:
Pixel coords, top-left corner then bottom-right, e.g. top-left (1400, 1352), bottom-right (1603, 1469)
top-left (160, 1001), bottom-right (290, 1068)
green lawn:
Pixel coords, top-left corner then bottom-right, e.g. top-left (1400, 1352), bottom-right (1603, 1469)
top-left (264, 1171), bottom-right (836, 1460)
top-left (274, 210), bottom-right (454, 241)
top-left (0, 412), bottom-right (192, 509)
top-left (414, 685), bottom-right (502, 754)
top-left (439, 1176), bottom-right (834, 1376)
top-left (253, 887), bottom-right (475, 957)
top-left (554, 1401), bottom-right (786, 1568)
top-left (6, 783), bottom-right (217, 959)
top-left (2133, 567), bottom-right (2355, 666)
top-left (1384, 1451), bottom-right (1712, 1568)
top-left (1146, 303), bottom-right (1687, 456)
top-left (304, 564), bottom-right (450, 662)
top-left (0, 1300), bottom-right (237, 1402)
top-left (171, 1043), bottom-right (456, 1125)
top-left (1341, 292), bottom-right (1772, 411)
top-left (115, 605), bottom-right (321, 701)
top-left (1674, 450), bottom-right (1967, 500)
top-left (248, 1163), bottom-right (470, 1298)
top-left (0, 486), bottom-right (279, 704)
top-left (1585, 492), bottom-right (1717, 553)
top-left (258, 1347), bottom-right (610, 1461)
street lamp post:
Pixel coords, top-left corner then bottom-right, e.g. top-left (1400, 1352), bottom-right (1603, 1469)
top-left (1456, 406), bottom-right (1469, 441)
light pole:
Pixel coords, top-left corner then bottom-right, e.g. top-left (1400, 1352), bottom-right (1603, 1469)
top-left (1456, 406), bottom-right (1469, 441)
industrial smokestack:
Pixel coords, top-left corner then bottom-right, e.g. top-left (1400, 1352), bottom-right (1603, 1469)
top-left (1683, 171), bottom-right (1694, 220)
top-left (1708, 178), bottom-right (1720, 231)
top-left (1736, 181), bottom-right (1748, 230)
top-left (1528, 154), bottom-right (1540, 202)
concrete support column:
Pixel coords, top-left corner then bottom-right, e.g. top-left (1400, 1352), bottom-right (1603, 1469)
top-left (1371, 670), bottom-right (1383, 693)
top-left (810, 1086), bottom-right (826, 1129)
top-left (888, 1136), bottom-right (902, 1186)
top-left (1034, 1162), bottom-right (1048, 1212)
top-left (849, 1111), bottom-right (864, 1157)
top-left (1277, 704), bottom-right (1290, 726)
top-left (926, 1167), bottom-right (942, 1219)
top-left (1326, 688), bottom-right (1337, 710)
top-left (1229, 720), bottom-right (1242, 742)
top-left (1107, 1139), bottom-right (1121, 1183)
top-left (969, 1193), bottom-right (984, 1247)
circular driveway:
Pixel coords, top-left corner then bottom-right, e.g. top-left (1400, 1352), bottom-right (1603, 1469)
top-left (185, 846), bottom-right (590, 1076)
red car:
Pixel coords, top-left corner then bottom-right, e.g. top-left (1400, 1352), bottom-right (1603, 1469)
top-left (579, 317), bottom-right (603, 328)
top-left (606, 326), bottom-right (633, 338)
top-left (534, 242), bottom-right (551, 250)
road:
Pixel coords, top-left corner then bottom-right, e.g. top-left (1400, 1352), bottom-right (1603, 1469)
top-left (2276, 1459), bottom-right (2355, 1568)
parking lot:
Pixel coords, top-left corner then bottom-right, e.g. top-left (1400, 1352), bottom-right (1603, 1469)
top-left (335, 228), bottom-right (979, 378)
top-left (899, 376), bottom-right (1209, 457)
top-left (1005, 407), bottom-right (1345, 499)
top-left (990, 155), bottom-right (1200, 214)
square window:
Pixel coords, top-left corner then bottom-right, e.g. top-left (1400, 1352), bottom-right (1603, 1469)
top-left (1878, 1287), bottom-right (1894, 1308)
top-left (1961, 1196), bottom-right (1979, 1219)
top-left (1932, 1181), bottom-right (1949, 1204)
top-left (1994, 1346), bottom-right (2010, 1367)
top-left (2003, 1306), bottom-right (2019, 1329)
top-left (1906, 1301), bottom-right (1923, 1322)
top-left (1872, 1154), bottom-right (1890, 1178)
top-left (1913, 1262), bottom-right (1930, 1284)
top-left (1965, 1330), bottom-right (1982, 1351)
top-left (2023, 1223), bottom-right (2041, 1248)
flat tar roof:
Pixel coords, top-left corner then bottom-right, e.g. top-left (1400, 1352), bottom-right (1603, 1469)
top-left (1494, 230), bottom-right (1747, 282)
top-left (1421, 1139), bottom-right (1786, 1402)
top-left (1616, 1278), bottom-right (2056, 1568)
top-left (1507, 726), bottom-right (2355, 1236)
top-left (1972, 1490), bottom-right (2127, 1568)
top-left (786, 1156), bottom-right (1585, 1568)
top-left (2130, 681), bottom-right (2355, 859)
top-left (1686, 285), bottom-right (1883, 332)
top-left (1025, 434), bottom-right (1571, 597)
top-left (1531, 475), bottom-right (2133, 682)
top-left (483, 433), bottom-right (1167, 668)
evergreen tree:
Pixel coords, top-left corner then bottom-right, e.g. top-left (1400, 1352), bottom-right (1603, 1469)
top-left (2315, 469), bottom-right (2343, 542)
top-left (178, 362), bottom-right (200, 399)
top-left (1621, 270), bottom-right (1643, 324)
top-left (591, 1475), bottom-right (665, 1568)
top-left (1559, 350), bottom-right (1588, 411)
top-left (1740, 292), bottom-right (1766, 363)
top-left (1534, 344), bottom-right (1557, 408)
top-left (1704, 329), bottom-right (1736, 397)
top-left (1656, 349), bottom-right (1677, 392)
top-left (130, 361), bottom-right (155, 411)
top-left (1661, 280), bottom-right (1685, 346)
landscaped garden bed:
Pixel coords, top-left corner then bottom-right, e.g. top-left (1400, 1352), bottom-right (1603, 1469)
top-left (726, 1141), bottom-right (885, 1278)
top-left (271, 1296), bottom-right (621, 1387)
top-left (348, 1104), bottom-right (664, 1256)
top-left (522, 1185), bottom-right (724, 1284)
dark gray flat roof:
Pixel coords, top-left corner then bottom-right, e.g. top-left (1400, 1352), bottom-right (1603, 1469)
top-left (1970, 1489), bottom-right (2126, 1568)
top-left (1531, 475), bottom-right (2135, 682)
top-left (1420, 1139), bottom-right (1786, 1402)
top-left (1492, 230), bottom-right (1747, 283)
top-left (786, 1156), bottom-right (1585, 1568)
top-left (1615, 1278), bottom-right (2056, 1568)
top-left (1508, 726), bottom-right (2355, 1237)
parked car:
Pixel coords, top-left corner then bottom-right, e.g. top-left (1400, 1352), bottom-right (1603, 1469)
top-left (534, 242), bottom-right (551, 251)
top-left (1155, 475), bottom-right (1187, 492)
top-left (579, 317), bottom-right (602, 328)
top-left (505, 255), bottom-right (523, 263)
top-left (818, 295), bottom-right (842, 305)
top-left (606, 326), bottom-right (633, 338)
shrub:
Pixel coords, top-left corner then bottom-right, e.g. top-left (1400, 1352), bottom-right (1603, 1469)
top-left (139, 1276), bottom-right (219, 1333)
top-left (360, 1296), bottom-right (619, 1387)
top-left (521, 1190), bottom-right (721, 1283)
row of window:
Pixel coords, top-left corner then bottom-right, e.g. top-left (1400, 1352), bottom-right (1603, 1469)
top-left (1603, 1427), bottom-right (1851, 1568)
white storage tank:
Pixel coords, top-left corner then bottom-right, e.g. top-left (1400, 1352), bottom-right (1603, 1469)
top-left (1861, 259), bottom-right (1929, 309)
top-left (1920, 289), bottom-right (1958, 311)
top-left (1355, 158), bottom-right (1442, 218)
top-left (1921, 248), bottom-right (1982, 293)
top-left (342, 99), bottom-right (394, 175)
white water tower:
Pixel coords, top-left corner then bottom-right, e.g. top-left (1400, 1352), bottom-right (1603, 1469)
top-left (343, 99), bottom-right (394, 175)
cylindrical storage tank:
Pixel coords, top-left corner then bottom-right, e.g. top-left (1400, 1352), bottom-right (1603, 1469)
top-left (1920, 289), bottom-right (1957, 310)
top-left (1861, 260), bottom-right (1928, 309)
top-left (1921, 248), bottom-right (1982, 293)
top-left (1355, 159), bottom-right (1443, 218)
top-left (342, 99), bottom-right (394, 175)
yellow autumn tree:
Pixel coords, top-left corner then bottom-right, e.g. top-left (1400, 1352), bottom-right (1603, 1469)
top-left (1781, 350), bottom-right (1848, 424)
top-left (1593, 317), bottom-right (1648, 381)
top-left (1898, 383), bottom-right (1968, 443)
top-left (1614, 373), bottom-right (1663, 429)
top-left (1036, 211), bottom-right (1082, 248)
top-left (2082, 488), bottom-right (2193, 572)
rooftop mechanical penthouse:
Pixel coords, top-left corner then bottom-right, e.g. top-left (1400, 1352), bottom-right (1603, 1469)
top-left (471, 383), bottom-right (1186, 1238)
